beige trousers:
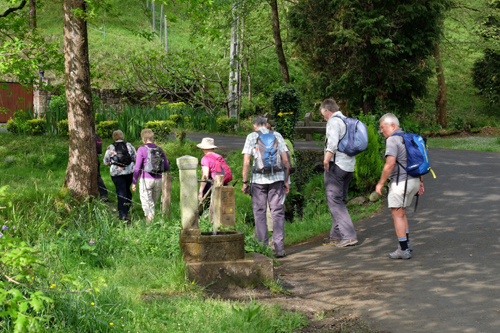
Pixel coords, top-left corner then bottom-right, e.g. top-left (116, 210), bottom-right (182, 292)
top-left (139, 178), bottom-right (162, 217)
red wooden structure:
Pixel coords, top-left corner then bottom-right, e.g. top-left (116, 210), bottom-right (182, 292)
top-left (0, 82), bottom-right (34, 122)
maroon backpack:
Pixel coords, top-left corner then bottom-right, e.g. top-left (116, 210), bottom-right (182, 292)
top-left (206, 154), bottom-right (233, 184)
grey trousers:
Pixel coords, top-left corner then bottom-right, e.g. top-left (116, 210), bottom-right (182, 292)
top-left (251, 181), bottom-right (285, 251)
top-left (324, 162), bottom-right (357, 240)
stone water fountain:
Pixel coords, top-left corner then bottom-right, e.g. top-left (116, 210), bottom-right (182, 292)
top-left (176, 155), bottom-right (273, 287)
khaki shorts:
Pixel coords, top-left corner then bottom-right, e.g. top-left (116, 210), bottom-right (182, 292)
top-left (388, 177), bottom-right (420, 208)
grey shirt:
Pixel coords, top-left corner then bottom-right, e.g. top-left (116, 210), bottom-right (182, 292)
top-left (385, 128), bottom-right (415, 183)
top-left (325, 111), bottom-right (356, 172)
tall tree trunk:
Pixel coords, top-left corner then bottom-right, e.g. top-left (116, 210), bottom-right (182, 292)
top-left (228, 4), bottom-right (239, 119)
top-left (246, 45), bottom-right (251, 101)
top-left (270, 0), bottom-right (289, 84)
top-left (362, 100), bottom-right (372, 115)
top-left (237, 17), bottom-right (244, 120)
top-left (434, 44), bottom-right (447, 128)
top-left (29, 0), bottom-right (36, 28)
top-left (63, 0), bottom-right (98, 199)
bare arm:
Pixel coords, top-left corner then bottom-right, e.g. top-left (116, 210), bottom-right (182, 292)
top-left (242, 154), bottom-right (251, 193)
top-left (376, 156), bottom-right (396, 195)
top-left (280, 151), bottom-right (290, 194)
top-left (198, 166), bottom-right (210, 200)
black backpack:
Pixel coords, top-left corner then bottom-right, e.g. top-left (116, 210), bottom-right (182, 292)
top-left (144, 146), bottom-right (165, 176)
top-left (111, 142), bottom-right (132, 167)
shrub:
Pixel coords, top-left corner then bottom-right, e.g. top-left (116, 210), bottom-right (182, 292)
top-left (144, 120), bottom-right (176, 141)
top-left (271, 86), bottom-right (301, 144)
top-left (57, 119), bottom-right (69, 136)
top-left (169, 114), bottom-right (182, 124)
top-left (354, 124), bottom-right (383, 192)
top-left (26, 119), bottom-right (47, 135)
top-left (6, 118), bottom-right (19, 134)
top-left (216, 117), bottom-right (238, 133)
top-left (96, 120), bottom-right (119, 138)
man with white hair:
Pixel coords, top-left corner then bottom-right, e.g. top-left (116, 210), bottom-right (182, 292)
top-left (376, 113), bottom-right (425, 259)
top-left (321, 98), bottom-right (358, 247)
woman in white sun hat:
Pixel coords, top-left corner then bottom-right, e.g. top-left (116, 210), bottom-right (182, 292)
top-left (197, 137), bottom-right (232, 201)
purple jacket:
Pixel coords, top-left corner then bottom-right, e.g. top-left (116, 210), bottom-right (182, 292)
top-left (132, 143), bottom-right (170, 185)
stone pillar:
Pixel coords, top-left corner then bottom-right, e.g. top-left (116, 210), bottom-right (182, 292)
top-left (176, 155), bottom-right (200, 234)
top-left (33, 78), bottom-right (50, 118)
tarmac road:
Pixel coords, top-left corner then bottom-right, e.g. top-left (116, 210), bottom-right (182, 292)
top-left (184, 132), bottom-right (324, 151)
top-left (276, 147), bottom-right (500, 332)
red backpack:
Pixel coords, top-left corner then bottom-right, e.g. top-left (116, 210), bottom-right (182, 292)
top-left (206, 154), bottom-right (233, 184)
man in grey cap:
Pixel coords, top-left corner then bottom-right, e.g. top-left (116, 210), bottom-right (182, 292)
top-left (241, 116), bottom-right (290, 257)
top-left (321, 98), bottom-right (358, 247)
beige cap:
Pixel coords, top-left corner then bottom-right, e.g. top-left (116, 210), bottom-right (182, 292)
top-left (196, 137), bottom-right (218, 149)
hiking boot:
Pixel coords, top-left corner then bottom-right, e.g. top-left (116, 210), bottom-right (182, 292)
top-left (276, 250), bottom-right (286, 258)
top-left (389, 248), bottom-right (411, 259)
top-left (323, 237), bottom-right (341, 245)
top-left (335, 239), bottom-right (358, 247)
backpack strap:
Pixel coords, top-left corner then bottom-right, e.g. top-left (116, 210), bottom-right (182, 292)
top-left (333, 115), bottom-right (348, 142)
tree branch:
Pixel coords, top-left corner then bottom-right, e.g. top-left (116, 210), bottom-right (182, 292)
top-left (0, 1), bottom-right (27, 19)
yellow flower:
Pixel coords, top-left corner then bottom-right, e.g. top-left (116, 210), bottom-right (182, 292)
top-left (110, 323), bottom-right (114, 326)
top-left (91, 302), bottom-right (95, 306)
top-left (51, 271), bottom-right (54, 273)
top-left (49, 284), bottom-right (56, 289)
top-left (191, 281), bottom-right (194, 284)
top-left (31, 277), bottom-right (34, 280)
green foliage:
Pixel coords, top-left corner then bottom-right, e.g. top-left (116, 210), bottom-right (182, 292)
top-left (96, 120), bottom-right (119, 139)
top-left (6, 118), bottom-right (19, 134)
top-left (473, 49), bottom-right (500, 106)
top-left (168, 114), bottom-right (182, 124)
top-left (354, 125), bottom-right (383, 192)
top-left (57, 119), bottom-right (69, 136)
top-left (217, 117), bottom-right (238, 133)
top-left (144, 120), bottom-right (176, 141)
top-left (271, 86), bottom-right (301, 143)
top-left (0, 235), bottom-right (54, 333)
top-left (26, 119), bottom-right (47, 136)
top-left (289, 0), bottom-right (451, 115)
top-left (48, 94), bottom-right (68, 113)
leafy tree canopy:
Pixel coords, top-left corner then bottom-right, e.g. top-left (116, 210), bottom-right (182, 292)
top-left (289, 0), bottom-right (451, 115)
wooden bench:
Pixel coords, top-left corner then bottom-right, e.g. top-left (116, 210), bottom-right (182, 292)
top-left (264, 112), bottom-right (326, 141)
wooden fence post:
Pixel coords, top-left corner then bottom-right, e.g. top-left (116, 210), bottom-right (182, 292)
top-left (304, 112), bottom-right (313, 141)
top-left (162, 173), bottom-right (172, 218)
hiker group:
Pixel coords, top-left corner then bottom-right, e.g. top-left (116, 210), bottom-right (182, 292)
top-left (97, 97), bottom-right (433, 260)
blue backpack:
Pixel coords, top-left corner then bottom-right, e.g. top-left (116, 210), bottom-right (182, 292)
top-left (252, 130), bottom-right (284, 175)
top-left (391, 132), bottom-right (436, 210)
top-left (335, 115), bottom-right (369, 156)
top-left (391, 132), bottom-right (435, 178)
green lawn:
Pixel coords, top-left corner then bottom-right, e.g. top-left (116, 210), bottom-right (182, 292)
top-left (427, 136), bottom-right (500, 153)
top-left (0, 132), bottom-right (309, 332)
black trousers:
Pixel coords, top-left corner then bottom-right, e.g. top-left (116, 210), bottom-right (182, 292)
top-left (97, 158), bottom-right (108, 199)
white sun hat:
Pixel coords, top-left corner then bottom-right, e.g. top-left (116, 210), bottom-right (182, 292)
top-left (196, 137), bottom-right (218, 149)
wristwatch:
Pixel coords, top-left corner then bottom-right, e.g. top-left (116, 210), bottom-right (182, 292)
top-left (243, 181), bottom-right (248, 184)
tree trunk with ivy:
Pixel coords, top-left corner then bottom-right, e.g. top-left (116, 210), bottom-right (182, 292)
top-left (271, 86), bottom-right (300, 144)
top-left (63, 0), bottom-right (98, 199)
top-left (434, 43), bottom-right (447, 128)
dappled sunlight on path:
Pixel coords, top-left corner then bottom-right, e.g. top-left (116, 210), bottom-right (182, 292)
top-left (277, 148), bottom-right (500, 333)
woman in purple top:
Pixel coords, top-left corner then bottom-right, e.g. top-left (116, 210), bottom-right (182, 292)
top-left (132, 129), bottom-right (170, 221)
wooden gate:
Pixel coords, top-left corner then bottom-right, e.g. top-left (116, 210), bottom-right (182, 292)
top-left (0, 82), bottom-right (34, 122)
